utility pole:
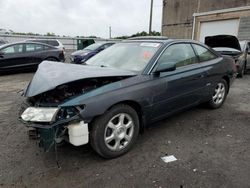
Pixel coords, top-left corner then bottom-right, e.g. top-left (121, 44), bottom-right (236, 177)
top-left (149, 0), bottom-right (154, 35)
top-left (161, 0), bottom-right (166, 35)
top-left (109, 26), bottom-right (112, 39)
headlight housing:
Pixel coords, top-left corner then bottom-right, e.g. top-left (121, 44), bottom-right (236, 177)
top-left (21, 107), bottom-right (59, 122)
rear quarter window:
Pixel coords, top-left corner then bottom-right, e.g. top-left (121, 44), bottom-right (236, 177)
top-left (47, 40), bottom-right (59, 46)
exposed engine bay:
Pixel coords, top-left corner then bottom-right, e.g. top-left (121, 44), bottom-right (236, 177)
top-left (21, 76), bottom-right (131, 152)
top-left (26, 76), bottom-right (128, 107)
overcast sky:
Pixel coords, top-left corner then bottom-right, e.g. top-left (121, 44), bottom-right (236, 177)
top-left (0, 0), bottom-right (162, 38)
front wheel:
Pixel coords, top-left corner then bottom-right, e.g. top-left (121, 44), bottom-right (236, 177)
top-left (207, 79), bottom-right (228, 109)
top-left (90, 104), bottom-right (140, 158)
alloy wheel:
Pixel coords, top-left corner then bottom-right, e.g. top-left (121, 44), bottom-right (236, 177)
top-left (104, 113), bottom-right (134, 151)
top-left (212, 83), bottom-right (226, 105)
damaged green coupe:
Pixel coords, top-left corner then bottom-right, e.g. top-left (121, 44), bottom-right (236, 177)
top-left (20, 38), bottom-right (236, 158)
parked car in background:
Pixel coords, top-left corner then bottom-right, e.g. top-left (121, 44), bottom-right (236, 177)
top-left (20, 37), bottom-right (236, 159)
top-left (26, 39), bottom-right (65, 58)
top-left (26, 39), bottom-right (64, 50)
top-left (0, 42), bottom-right (65, 73)
top-left (240, 40), bottom-right (250, 70)
top-left (70, 42), bottom-right (115, 64)
top-left (205, 35), bottom-right (246, 77)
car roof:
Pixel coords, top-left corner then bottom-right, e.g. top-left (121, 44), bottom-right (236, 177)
top-left (123, 37), bottom-right (204, 45)
top-left (0, 41), bottom-right (56, 49)
top-left (26, 39), bottom-right (59, 41)
top-left (127, 36), bottom-right (169, 40)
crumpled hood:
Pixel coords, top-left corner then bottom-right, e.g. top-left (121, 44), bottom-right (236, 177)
top-left (25, 61), bottom-right (136, 97)
top-left (205, 35), bottom-right (241, 51)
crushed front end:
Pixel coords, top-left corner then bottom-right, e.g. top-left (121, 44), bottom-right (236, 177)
top-left (19, 61), bottom-right (135, 152)
top-left (19, 76), bottom-right (130, 152)
top-left (20, 100), bottom-right (88, 152)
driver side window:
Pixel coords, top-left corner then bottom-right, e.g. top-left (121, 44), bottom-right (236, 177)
top-left (1, 44), bottom-right (24, 54)
top-left (157, 43), bottom-right (197, 68)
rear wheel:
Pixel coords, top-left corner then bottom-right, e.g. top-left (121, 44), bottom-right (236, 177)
top-left (90, 104), bottom-right (139, 158)
top-left (207, 79), bottom-right (228, 109)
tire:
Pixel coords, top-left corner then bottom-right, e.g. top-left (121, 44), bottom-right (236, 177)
top-left (90, 104), bottom-right (140, 159)
top-left (207, 79), bottom-right (228, 109)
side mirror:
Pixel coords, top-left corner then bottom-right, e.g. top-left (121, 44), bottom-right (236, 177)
top-left (154, 62), bottom-right (176, 74)
top-left (248, 49), bottom-right (250, 54)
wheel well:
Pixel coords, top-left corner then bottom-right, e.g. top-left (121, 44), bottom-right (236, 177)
top-left (222, 76), bottom-right (230, 93)
top-left (108, 100), bottom-right (145, 133)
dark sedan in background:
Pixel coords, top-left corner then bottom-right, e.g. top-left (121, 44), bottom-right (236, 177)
top-left (20, 37), bottom-right (236, 159)
top-left (205, 35), bottom-right (246, 77)
top-left (70, 42), bottom-right (115, 64)
top-left (0, 42), bottom-right (65, 73)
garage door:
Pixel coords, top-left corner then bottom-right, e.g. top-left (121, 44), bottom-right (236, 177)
top-left (199, 19), bottom-right (240, 42)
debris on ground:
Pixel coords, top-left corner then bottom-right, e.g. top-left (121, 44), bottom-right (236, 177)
top-left (161, 155), bottom-right (177, 163)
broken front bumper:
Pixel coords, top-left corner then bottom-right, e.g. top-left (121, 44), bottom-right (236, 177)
top-left (21, 114), bottom-right (89, 152)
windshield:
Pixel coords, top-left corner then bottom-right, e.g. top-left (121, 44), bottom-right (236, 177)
top-left (85, 42), bottom-right (161, 72)
top-left (85, 43), bottom-right (104, 51)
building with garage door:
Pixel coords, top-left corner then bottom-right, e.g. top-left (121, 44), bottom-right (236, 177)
top-left (162, 0), bottom-right (250, 42)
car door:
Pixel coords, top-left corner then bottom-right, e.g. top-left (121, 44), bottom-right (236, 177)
top-left (24, 43), bottom-right (44, 67)
top-left (191, 43), bottom-right (223, 99)
top-left (150, 43), bottom-right (207, 121)
top-left (0, 44), bottom-right (25, 70)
